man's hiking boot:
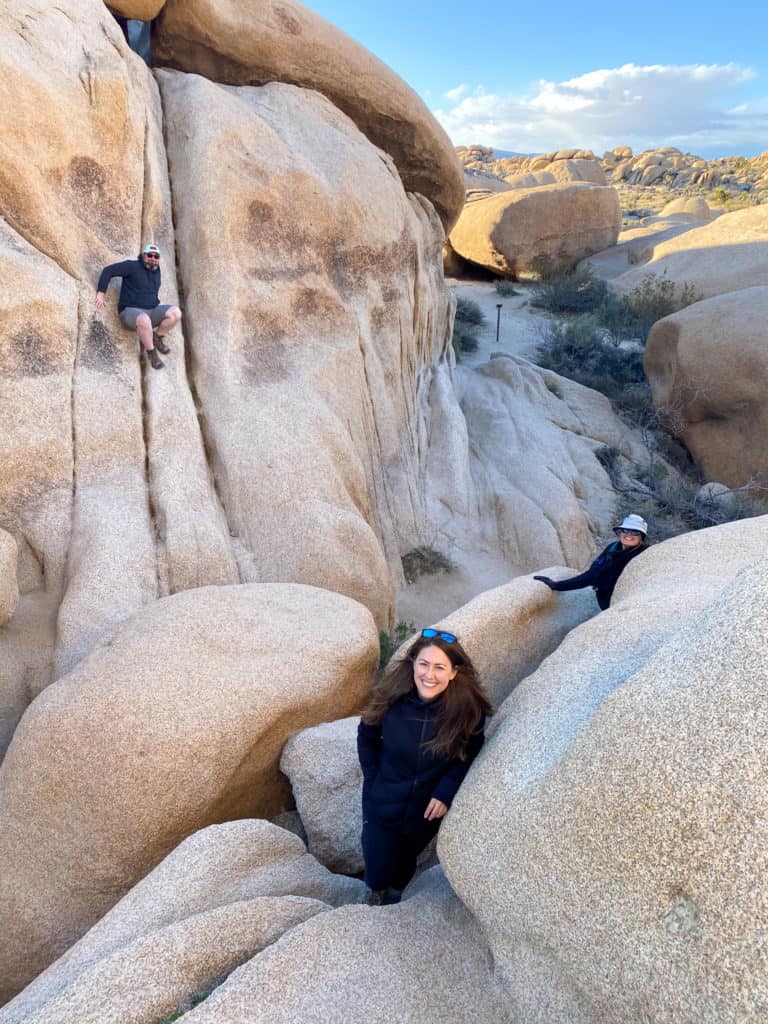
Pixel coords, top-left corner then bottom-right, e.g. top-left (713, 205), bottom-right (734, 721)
top-left (147, 347), bottom-right (164, 370)
top-left (153, 332), bottom-right (170, 354)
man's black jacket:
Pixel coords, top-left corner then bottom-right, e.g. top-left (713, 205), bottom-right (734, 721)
top-left (97, 254), bottom-right (161, 312)
top-left (548, 540), bottom-right (647, 609)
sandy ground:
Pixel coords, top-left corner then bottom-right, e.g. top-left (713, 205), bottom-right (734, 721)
top-left (393, 278), bottom-right (553, 627)
top-left (446, 278), bottom-right (545, 365)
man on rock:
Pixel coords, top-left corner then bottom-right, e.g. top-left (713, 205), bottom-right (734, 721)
top-left (96, 243), bottom-right (182, 370)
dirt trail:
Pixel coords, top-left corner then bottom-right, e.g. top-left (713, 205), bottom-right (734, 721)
top-left (447, 278), bottom-right (550, 366)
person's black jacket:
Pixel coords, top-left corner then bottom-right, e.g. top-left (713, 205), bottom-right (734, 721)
top-left (542, 540), bottom-right (647, 609)
top-left (357, 690), bottom-right (484, 828)
top-left (97, 254), bottom-right (161, 312)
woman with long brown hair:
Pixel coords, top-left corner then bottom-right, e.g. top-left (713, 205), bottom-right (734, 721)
top-left (357, 628), bottom-right (492, 905)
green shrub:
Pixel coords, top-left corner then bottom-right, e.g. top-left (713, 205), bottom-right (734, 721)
top-left (402, 545), bottom-right (454, 584)
top-left (531, 266), bottom-right (609, 314)
top-left (494, 279), bottom-right (520, 297)
top-left (454, 296), bottom-right (486, 327)
top-left (536, 315), bottom-right (648, 414)
top-left (621, 274), bottom-right (700, 343)
top-left (379, 620), bottom-right (416, 669)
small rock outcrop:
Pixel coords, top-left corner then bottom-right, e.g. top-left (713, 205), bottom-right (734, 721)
top-left (177, 869), bottom-right (512, 1024)
top-left (644, 286), bottom-right (768, 488)
top-left (449, 183), bottom-right (621, 278)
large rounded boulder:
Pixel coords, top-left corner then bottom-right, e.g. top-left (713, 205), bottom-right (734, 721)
top-left (153, 0), bottom-right (464, 230)
top-left (644, 286), bottom-right (768, 488)
top-left (440, 519), bottom-right (768, 1024)
top-left (449, 182), bottom-right (621, 278)
top-left (0, 582), bottom-right (377, 1001)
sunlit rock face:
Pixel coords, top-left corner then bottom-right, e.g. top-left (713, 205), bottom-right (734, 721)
top-left (449, 182), bottom-right (621, 278)
top-left (157, 69), bottom-right (454, 629)
top-left (153, 0), bottom-right (465, 231)
top-left (645, 286), bottom-right (768, 488)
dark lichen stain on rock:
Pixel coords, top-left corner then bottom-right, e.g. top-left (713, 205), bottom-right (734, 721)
top-left (241, 306), bottom-right (293, 385)
top-left (11, 330), bottom-right (57, 377)
top-left (248, 199), bottom-right (275, 230)
top-left (67, 157), bottom-right (107, 201)
top-left (291, 287), bottom-right (344, 321)
top-left (82, 319), bottom-right (120, 371)
top-left (272, 4), bottom-right (303, 36)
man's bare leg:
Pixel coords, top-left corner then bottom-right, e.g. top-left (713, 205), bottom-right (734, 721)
top-left (136, 312), bottom-right (163, 369)
top-left (155, 306), bottom-right (182, 338)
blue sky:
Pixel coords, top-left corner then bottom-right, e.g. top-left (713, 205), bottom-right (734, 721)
top-left (309, 1), bottom-right (768, 157)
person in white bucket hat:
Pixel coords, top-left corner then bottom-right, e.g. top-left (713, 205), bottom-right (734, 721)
top-left (533, 513), bottom-right (649, 610)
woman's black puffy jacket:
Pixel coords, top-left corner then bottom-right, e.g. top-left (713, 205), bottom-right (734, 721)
top-left (357, 690), bottom-right (484, 827)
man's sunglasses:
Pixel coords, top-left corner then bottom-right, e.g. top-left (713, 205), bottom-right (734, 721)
top-left (144, 253), bottom-right (160, 260)
top-left (421, 628), bottom-right (457, 643)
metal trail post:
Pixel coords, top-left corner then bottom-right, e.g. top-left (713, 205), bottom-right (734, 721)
top-left (495, 303), bottom-right (502, 343)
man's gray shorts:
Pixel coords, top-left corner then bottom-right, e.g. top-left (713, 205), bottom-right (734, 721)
top-left (119, 304), bottom-right (173, 330)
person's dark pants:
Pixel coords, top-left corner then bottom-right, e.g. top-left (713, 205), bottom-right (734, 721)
top-left (361, 812), bottom-right (441, 892)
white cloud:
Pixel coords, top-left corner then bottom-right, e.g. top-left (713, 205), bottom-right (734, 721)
top-left (444, 83), bottom-right (469, 102)
top-left (433, 63), bottom-right (767, 156)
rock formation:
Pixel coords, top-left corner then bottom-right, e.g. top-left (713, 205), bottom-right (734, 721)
top-left (440, 517), bottom-right (768, 1024)
top-left (458, 145), bottom-right (768, 206)
top-left (578, 202), bottom-right (715, 280)
top-left (644, 286), bottom-right (768, 488)
top-left (107, 0), bottom-right (166, 18)
top-left (449, 182), bottom-right (622, 278)
top-left (0, 0), bottom-right (459, 757)
top-left (0, 583), bottom-right (376, 1000)
top-left (153, 0), bottom-right (464, 230)
top-left (0, 820), bottom-right (364, 1024)
top-left (611, 206), bottom-right (768, 300)
top-left (171, 869), bottom-right (511, 1024)
top-left (417, 353), bottom-right (655, 617)
top-left (4, 1), bottom-right (766, 1018)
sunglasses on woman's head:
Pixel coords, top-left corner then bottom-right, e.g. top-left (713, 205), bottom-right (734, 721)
top-left (421, 628), bottom-right (457, 643)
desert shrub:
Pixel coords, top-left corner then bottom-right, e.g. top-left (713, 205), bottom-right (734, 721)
top-left (452, 296), bottom-right (486, 357)
top-left (536, 315), bottom-right (648, 414)
top-left (621, 274), bottom-right (700, 343)
top-left (594, 434), bottom-right (766, 542)
top-left (531, 265), bottom-right (609, 314)
top-left (494, 279), bottom-right (520, 297)
top-left (452, 323), bottom-right (480, 356)
top-left (401, 545), bottom-right (454, 584)
top-left (454, 296), bottom-right (486, 327)
top-left (379, 620), bottom-right (416, 670)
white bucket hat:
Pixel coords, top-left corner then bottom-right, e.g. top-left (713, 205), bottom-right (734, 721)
top-left (614, 513), bottom-right (648, 537)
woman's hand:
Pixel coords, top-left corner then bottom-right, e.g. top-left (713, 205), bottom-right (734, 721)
top-left (424, 798), bottom-right (448, 821)
top-left (533, 575), bottom-right (554, 588)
